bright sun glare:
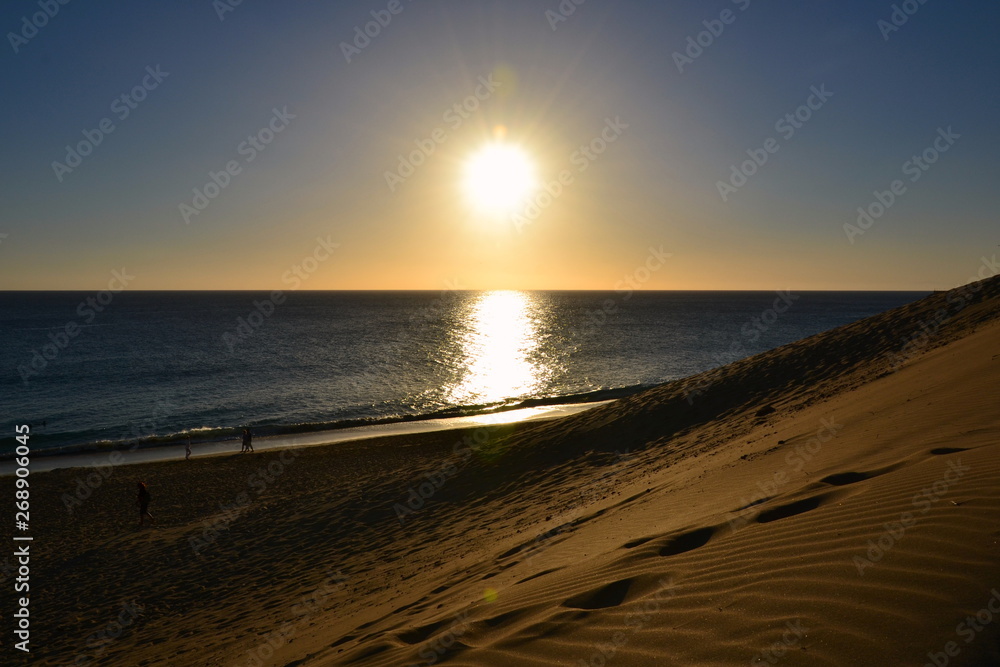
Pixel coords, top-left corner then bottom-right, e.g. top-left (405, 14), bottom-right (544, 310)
top-left (463, 143), bottom-right (537, 216)
top-left (447, 291), bottom-right (544, 405)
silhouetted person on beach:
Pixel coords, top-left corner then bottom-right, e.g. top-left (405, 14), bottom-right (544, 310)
top-left (241, 428), bottom-right (253, 453)
top-left (136, 481), bottom-right (154, 527)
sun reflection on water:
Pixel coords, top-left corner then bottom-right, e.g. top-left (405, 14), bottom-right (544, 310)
top-left (445, 291), bottom-right (547, 406)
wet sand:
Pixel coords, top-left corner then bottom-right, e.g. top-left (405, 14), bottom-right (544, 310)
top-left (0, 401), bottom-right (609, 476)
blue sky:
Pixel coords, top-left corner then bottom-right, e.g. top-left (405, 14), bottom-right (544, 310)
top-left (1, 0), bottom-right (997, 290)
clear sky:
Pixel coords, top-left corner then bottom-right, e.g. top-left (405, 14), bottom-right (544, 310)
top-left (1, 0), bottom-right (997, 291)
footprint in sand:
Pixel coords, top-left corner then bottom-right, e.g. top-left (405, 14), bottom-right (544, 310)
top-left (657, 526), bottom-right (717, 557)
top-left (622, 525), bottom-right (717, 557)
top-left (562, 578), bottom-right (634, 609)
top-left (755, 493), bottom-right (831, 523)
top-left (930, 447), bottom-right (969, 455)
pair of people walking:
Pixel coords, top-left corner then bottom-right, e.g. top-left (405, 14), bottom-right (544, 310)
top-left (241, 428), bottom-right (254, 453)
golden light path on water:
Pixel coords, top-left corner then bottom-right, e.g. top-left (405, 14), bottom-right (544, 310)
top-left (446, 291), bottom-right (547, 406)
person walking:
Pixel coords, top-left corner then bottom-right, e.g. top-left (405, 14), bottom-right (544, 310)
top-left (136, 481), bottom-right (154, 527)
top-left (245, 428), bottom-right (254, 453)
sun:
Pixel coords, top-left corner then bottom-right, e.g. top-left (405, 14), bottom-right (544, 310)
top-left (463, 143), bottom-right (538, 216)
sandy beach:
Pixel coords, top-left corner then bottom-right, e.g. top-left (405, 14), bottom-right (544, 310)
top-left (5, 275), bottom-right (1000, 666)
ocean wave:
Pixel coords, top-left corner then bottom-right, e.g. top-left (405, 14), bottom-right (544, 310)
top-left (0, 384), bottom-right (655, 461)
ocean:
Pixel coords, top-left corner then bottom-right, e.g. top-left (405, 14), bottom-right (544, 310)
top-left (0, 290), bottom-right (924, 456)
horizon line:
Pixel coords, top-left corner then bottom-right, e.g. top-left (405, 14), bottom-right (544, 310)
top-left (0, 287), bottom-right (939, 293)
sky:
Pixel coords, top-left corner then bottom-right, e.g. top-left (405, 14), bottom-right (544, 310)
top-left (1, 0), bottom-right (997, 291)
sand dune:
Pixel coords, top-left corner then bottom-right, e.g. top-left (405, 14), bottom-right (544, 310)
top-left (5, 276), bottom-right (1000, 666)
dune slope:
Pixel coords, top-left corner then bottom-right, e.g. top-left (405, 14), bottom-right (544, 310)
top-left (6, 276), bottom-right (999, 667)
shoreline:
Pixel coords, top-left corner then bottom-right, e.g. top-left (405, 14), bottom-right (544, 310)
top-left (1, 383), bottom-right (654, 463)
top-left (0, 401), bottom-right (610, 476)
